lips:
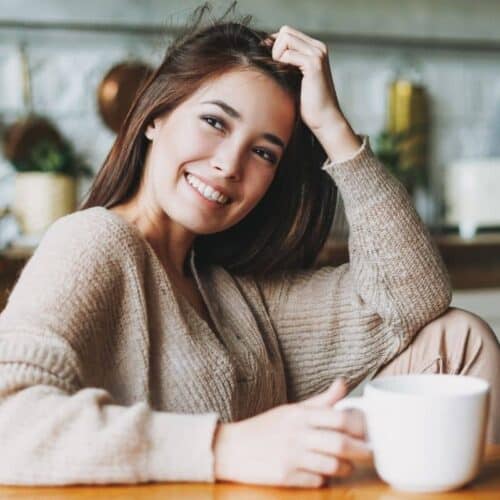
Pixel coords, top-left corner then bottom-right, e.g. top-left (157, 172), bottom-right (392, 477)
top-left (184, 172), bottom-right (233, 203)
top-left (184, 173), bottom-right (232, 206)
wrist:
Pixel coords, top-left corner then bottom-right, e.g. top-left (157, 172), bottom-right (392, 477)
top-left (313, 113), bottom-right (362, 163)
top-left (213, 421), bottom-right (238, 481)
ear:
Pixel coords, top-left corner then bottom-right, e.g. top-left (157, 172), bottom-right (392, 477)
top-left (145, 118), bottom-right (161, 141)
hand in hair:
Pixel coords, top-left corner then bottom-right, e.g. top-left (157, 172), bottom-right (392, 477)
top-left (263, 25), bottom-right (361, 161)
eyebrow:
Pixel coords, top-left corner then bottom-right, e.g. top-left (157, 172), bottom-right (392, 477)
top-left (201, 99), bottom-right (286, 150)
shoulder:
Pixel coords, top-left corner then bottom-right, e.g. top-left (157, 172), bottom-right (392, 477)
top-left (3, 208), bottom-right (141, 317)
top-left (14, 207), bottom-right (149, 296)
top-left (36, 206), bottom-right (143, 265)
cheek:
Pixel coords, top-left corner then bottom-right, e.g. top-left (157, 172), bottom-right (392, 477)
top-left (151, 129), bottom-right (211, 182)
top-left (242, 169), bottom-right (275, 206)
top-left (191, 129), bottom-right (219, 157)
top-left (187, 118), bottom-right (217, 149)
top-left (163, 120), bottom-right (216, 161)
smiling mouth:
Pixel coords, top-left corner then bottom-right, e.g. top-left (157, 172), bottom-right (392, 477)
top-left (184, 173), bottom-right (232, 205)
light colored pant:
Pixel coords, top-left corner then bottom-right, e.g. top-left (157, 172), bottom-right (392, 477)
top-left (372, 307), bottom-right (500, 444)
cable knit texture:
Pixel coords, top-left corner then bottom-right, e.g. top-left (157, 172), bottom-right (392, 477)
top-left (0, 137), bottom-right (452, 485)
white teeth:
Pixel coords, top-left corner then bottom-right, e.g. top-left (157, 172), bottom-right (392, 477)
top-left (186, 174), bottom-right (229, 205)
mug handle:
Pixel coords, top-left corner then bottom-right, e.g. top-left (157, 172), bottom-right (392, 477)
top-left (334, 397), bottom-right (373, 450)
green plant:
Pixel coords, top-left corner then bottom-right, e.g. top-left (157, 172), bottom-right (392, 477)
top-left (373, 128), bottom-right (428, 193)
top-left (12, 138), bottom-right (93, 178)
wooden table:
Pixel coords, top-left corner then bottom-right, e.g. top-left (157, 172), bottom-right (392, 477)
top-left (0, 444), bottom-right (498, 499)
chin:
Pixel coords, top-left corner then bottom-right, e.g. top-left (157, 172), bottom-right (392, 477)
top-left (191, 224), bottom-right (229, 236)
top-left (175, 217), bottom-right (221, 235)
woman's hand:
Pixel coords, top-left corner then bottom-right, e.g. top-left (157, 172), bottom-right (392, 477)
top-left (214, 378), bottom-right (372, 488)
top-left (262, 25), bottom-right (361, 161)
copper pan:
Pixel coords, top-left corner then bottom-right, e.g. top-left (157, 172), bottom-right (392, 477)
top-left (97, 61), bottom-right (153, 134)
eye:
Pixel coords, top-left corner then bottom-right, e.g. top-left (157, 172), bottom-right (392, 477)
top-left (201, 115), bottom-right (226, 132)
top-left (201, 115), bottom-right (278, 165)
top-left (254, 147), bottom-right (278, 165)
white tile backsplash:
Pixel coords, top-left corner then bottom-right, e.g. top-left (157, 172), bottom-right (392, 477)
top-left (0, 47), bottom-right (24, 111)
top-left (29, 50), bottom-right (98, 113)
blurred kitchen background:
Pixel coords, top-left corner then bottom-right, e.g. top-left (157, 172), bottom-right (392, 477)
top-left (0, 0), bottom-right (500, 337)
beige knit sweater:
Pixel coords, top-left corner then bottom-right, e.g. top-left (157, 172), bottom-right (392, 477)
top-left (0, 137), bottom-right (451, 485)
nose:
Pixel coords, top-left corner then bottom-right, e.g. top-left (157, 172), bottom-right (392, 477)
top-left (211, 142), bottom-right (244, 181)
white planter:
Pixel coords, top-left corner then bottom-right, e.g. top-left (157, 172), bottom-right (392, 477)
top-left (13, 172), bottom-right (77, 236)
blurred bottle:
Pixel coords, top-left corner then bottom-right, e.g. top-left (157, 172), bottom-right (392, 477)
top-left (386, 59), bottom-right (430, 195)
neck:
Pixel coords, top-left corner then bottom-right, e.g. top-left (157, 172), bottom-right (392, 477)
top-left (110, 201), bottom-right (196, 279)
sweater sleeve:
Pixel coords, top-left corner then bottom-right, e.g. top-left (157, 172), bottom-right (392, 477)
top-left (255, 136), bottom-right (452, 402)
top-left (0, 213), bottom-right (219, 485)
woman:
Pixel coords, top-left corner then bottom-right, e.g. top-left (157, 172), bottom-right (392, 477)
top-left (0, 6), bottom-right (498, 489)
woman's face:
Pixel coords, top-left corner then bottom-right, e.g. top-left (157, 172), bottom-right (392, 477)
top-left (143, 68), bottom-right (296, 235)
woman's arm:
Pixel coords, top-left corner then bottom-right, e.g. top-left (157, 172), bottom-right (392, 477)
top-left (257, 26), bottom-right (451, 401)
top-left (0, 213), bottom-right (219, 485)
top-left (256, 136), bottom-right (452, 402)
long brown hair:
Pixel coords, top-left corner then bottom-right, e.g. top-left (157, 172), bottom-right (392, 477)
top-left (79, 2), bottom-right (338, 277)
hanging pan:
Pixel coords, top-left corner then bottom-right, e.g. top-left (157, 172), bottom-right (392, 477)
top-left (97, 61), bottom-right (153, 134)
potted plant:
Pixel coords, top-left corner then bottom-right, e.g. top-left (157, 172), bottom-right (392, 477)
top-left (373, 127), bottom-right (428, 196)
top-left (3, 116), bottom-right (93, 237)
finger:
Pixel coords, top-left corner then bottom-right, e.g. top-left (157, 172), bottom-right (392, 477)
top-left (275, 25), bottom-right (327, 52)
top-left (299, 451), bottom-right (354, 478)
top-left (259, 32), bottom-right (279, 48)
top-left (259, 36), bottom-right (275, 47)
top-left (307, 407), bottom-right (367, 439)
top-left (275, 48), bottom-right (311, 70)
top-left (303, 428), bottom-right (373, 461)
top-left (272, 31), bottom-right (319, 61)
top-left (289, 470), bottom-right (326, 488)
top-left (302, 378), bottom-right (348, 408)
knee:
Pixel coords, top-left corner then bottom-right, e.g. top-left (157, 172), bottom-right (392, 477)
top-left (419, 307), bottom-right (499, 352)
top-left (411, 307), bottom-right (500, 378)
top-left (441, 308), bottom-right (498, 345)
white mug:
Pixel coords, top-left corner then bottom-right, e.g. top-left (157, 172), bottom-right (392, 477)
top-left (334, 374), bottom-right (490, 493)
